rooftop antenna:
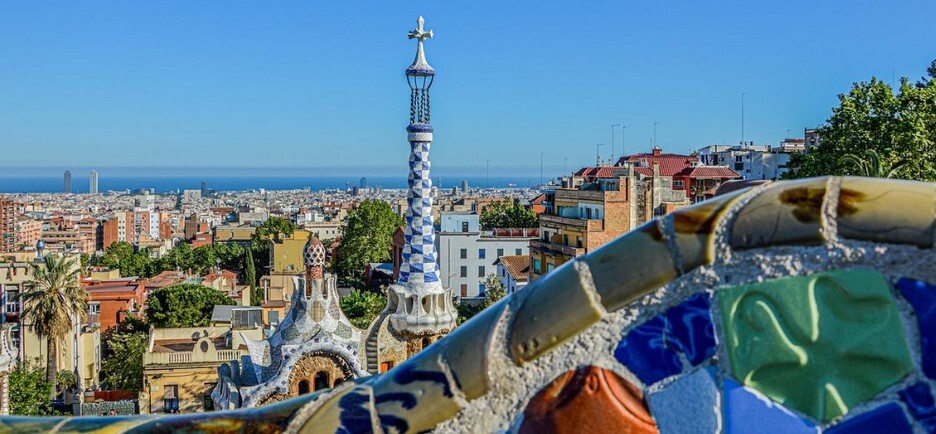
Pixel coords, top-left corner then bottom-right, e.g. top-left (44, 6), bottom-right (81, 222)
top-left (741, 92), bottom-right (747, 144)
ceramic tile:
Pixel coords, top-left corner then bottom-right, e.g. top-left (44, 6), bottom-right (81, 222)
top-left (825, 403), bottom-right (913, 434)
top-left (723, 378), bottom-right (818, 434)
top-left (899, 382), bottom-right (936, 433)
top-left (442, 298), bottom-right (510, 399)
top-left (585, 221), bottom-right (678, 312)
top-left (614, 293), bottom-right (716, 385)
top-left (291, 384), bottom-right (377, 433)
top-left (837, 177), bottom-right (935, 248)
top-left (646, 367), bottom-right (720, 434)
top-left (717, 269), bottom-right (913, 422)
top-left (897, 277), bottom-right (936, 379)
top-left (519, 366), bottom-right (658, 434)
top-left (369, 346), bottom-right (462, 433)
top-left (730, 177), bottom-right (831, 249)
top-left (668, 189), bottom-right (746, 272)
top-left (510, 259), bottom-right (604, 364)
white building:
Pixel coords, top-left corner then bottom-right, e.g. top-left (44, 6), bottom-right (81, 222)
top-left (436, 212), bottom-right (538, 299)
top-left (696, 140), bottom-right (805, 181)
top-left (494, 255), bottom-right (530, 295)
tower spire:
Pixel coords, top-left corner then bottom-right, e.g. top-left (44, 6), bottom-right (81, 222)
top-left (387, 16), bottom-right (456, 337)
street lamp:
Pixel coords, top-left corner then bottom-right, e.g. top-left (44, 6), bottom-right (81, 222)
top-left (611, 124), bottom-right (621, 164)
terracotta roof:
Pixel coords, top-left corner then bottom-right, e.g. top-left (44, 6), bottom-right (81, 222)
top-left (618, 151), bottom-right (699, 177)
top-left (496, 255), bottom-right (530, 282)
top-left (574, 167), bottom-right (617, 178)
top-left (675, 166), bottom-right (741, 178)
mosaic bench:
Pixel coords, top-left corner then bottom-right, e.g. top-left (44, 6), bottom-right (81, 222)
top-left (1, 176), bottom-right (934, 433)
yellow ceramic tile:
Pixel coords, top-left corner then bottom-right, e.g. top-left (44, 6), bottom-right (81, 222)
top-left (837, 177), bottom-right (935, 247)
top-left (731, 177), bottom-right (832, 249)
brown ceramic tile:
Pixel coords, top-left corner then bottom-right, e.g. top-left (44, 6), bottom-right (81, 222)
top-left (731, 176), bottom-right (832, 249)
top-left (585, 221), bottom-right (678, 312)
top-left (519, 366), bottom-right (658, 434)
top-left (837, 177), bottom-right (935, 248)
top-left (667, 189), bottom-right (747, 271)
top-left (509, 260), bottom-right (605, 364)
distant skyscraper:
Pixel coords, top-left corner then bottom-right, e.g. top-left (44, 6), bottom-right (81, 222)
top-left (63, 170), bottom-right (72, 194)
top-left (462, 179), bottom-right (469, 193)
top-left (201, 181), bottom-right (208, 197)
top-left (89, 170), bottom-right (99, 194)
top-left (359, 177), bottom-right (367, 189)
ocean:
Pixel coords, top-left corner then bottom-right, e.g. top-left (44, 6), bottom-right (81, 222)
top-left (0, 175), bottom-right (542, 194)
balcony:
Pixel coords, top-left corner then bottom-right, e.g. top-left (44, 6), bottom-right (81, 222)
top-left (143, 349), bottom-right (241, 365)
top-left (530, 239), bottom-right (585, 258)
top-left (555, 188), bottom-right (606, 202)
top-left (539, 214), bottom-right (604, 232)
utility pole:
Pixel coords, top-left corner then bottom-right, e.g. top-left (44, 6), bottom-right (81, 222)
top-left (741, 92), bottom-right (747, 144)
top-left (611, 124), bottom-right (621, 163)
top-left (653, 122), bottom-right (660, 148)
top-left (596, 143), bottom-right (605, 166)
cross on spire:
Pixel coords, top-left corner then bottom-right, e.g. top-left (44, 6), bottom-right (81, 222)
top-left (408, 15), bottom-right (433, 44)
top-left (406, 16), bottom-right (435, 76)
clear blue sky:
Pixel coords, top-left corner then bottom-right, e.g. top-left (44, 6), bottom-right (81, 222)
top-left (0, 1), bottom-right (933, 177)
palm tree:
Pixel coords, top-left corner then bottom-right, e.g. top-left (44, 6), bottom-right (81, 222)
top-left (19, 254), bottom-right (86, 399)
top-left (838, 149), bottom-right (909, 178)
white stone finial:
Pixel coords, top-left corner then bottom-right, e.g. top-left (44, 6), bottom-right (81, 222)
top-left (406, 15), bottom-right (435, 76)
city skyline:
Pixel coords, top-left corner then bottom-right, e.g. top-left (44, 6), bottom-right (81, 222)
top-left (1, 1), bottom-right (933, 171)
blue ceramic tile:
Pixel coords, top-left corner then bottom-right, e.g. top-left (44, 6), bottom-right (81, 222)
top-left (723, 378), bottom-right (818, 434)
top-left (647, 368), bottom-right (720, 434)
top-left (899, 382), bottom-right (936, 433)
top-left (614, 293), bottom-right (716, 385)
top-left (897, 278), bottom-right (936, 379)
top-left (825, 403), bottom-right (913, 434)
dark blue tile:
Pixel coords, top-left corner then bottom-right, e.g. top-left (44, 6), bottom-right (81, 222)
top-left (723, 378), bottom-right (817, 434)
top-left (897, 278), bottom-right (936, 379)
top-left (614, 293), bottom-right (716, 385)
top-left (899, 382), bottom-right (936, 433)
top-left (826, 403), bottom-right (913, 434)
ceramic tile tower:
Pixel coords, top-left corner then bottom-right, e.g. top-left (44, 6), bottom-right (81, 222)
top-left (387, 16), bottom-right (457, 337)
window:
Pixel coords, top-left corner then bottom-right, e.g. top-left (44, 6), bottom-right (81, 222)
top-left (563, 234), bottom-right (569, 246)
top-left (459, 248), bottom-right (467, 259)
top-left (479, 283), bottom-right (486, 296)
top-left (164, 385), bottom-right (179, 413)
top-left (496, 248), bottom-right (504, 257)
top-left (673, 179), bottom-right (684, 189)
top-left (734, 162), bottom-right (744, 170)
top-left (546, 263), bottom-right (555, 273)
top-left (4, 288), bottom-right (19, 314)
top-left (298, 380), bottom-right (310, 395)
top-left (314, 371), bottom-right (330, 391)
top-left (268, 310), bottom-right (280, 327)
top-left (460, 266), bottom-right (467, 278)
top-left (576, 236), bottom-right (583, 248)
top-left (460, 284), bottom-right (467, 297)
top-left (515, 248), bottom-right (522, 255)
top-left (735, 155), bottom-right (743, 162)
top-left (380, 361), bottom-right (395, 373)
top-left (204, 383), bottom-right (216, 411)
top-left (461, 222), bottom-right (469, 232)
top-left (478, 249), bottom-right (486, 259)
top-left (533, 259), bottom-right (542, 274)
top-left (478, 266), bottom-right (485, 277)
top-left (10, 323), bottom-right (19, 353)
top-left (88, 303), bottom-right (101, 326)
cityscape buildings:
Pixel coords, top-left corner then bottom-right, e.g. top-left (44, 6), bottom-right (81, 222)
top-left (64, 170), bottom-right (72, 194)
top-left (89, 170), bottom-right (99, 195)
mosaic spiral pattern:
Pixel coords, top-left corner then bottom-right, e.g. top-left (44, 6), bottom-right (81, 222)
top-left (1, 176), bottom-right (934, 433)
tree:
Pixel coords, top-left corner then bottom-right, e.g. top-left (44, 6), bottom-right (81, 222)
top-left (95, 241), bottom-right (153, 277)
top-left (456, 274), bottom-right (507, 324)
top-left (340, 289), bottom-right (387, 329)
top-left (245, 248), bottom-right (261, 306)
top-left (9, 360), bottom-right (57, 416)
top-left (336, 200), bottom-right (404, 279)
top-left (20, 254), bottom-right (86, 397)
top-left (101, 331), bottom-right (147, 392)
top-left (786, 63), bottom-right (936, 182)
top-left (253, 216), bottom-right (296, 243)
top-left (480, 199), bottom-right (538, 229)
top-left (146, 284), bottom-right (234, 328)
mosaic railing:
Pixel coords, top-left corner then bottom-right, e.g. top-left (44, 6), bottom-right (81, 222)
top-left (0, 176), bottom-right (934, 433)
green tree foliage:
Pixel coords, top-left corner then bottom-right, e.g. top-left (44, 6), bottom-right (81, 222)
top-left (336, 200), bottom-right (404, 279)
top-left (480, 199), bottom-right (538, 229)
top-left (786, 64), bottom-right (936, 181)
top-left (20, 254), bottom-right (86, 396)
top-left (56, 370), bottom-right (76, 392)
top-left (101, 331), bottom-right (147, 392)
top-left (456, 274), bottom-right (507, 324)
top-left (9, 361), bottom-right (57, 416)
top-left (245, 248), bottom-right (261, 306)
top-left (340, 289), bottom-right (387, 329)
top-left (253, 216), bottom-right (296, 243)
top-left (95, 242), bottom-right (153, 277)
top-left (146, 284), bottom-right (234, 328)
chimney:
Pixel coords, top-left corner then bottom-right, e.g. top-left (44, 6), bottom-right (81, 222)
top-left (652, 147), bottom-right (662, 156)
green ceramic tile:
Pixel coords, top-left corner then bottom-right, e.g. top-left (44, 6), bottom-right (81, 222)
top-left (717, 268), bottom-right (913, 422)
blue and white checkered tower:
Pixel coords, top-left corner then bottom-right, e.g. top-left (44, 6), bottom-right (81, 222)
top-left (387, 16), bottom-right (457, 337)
